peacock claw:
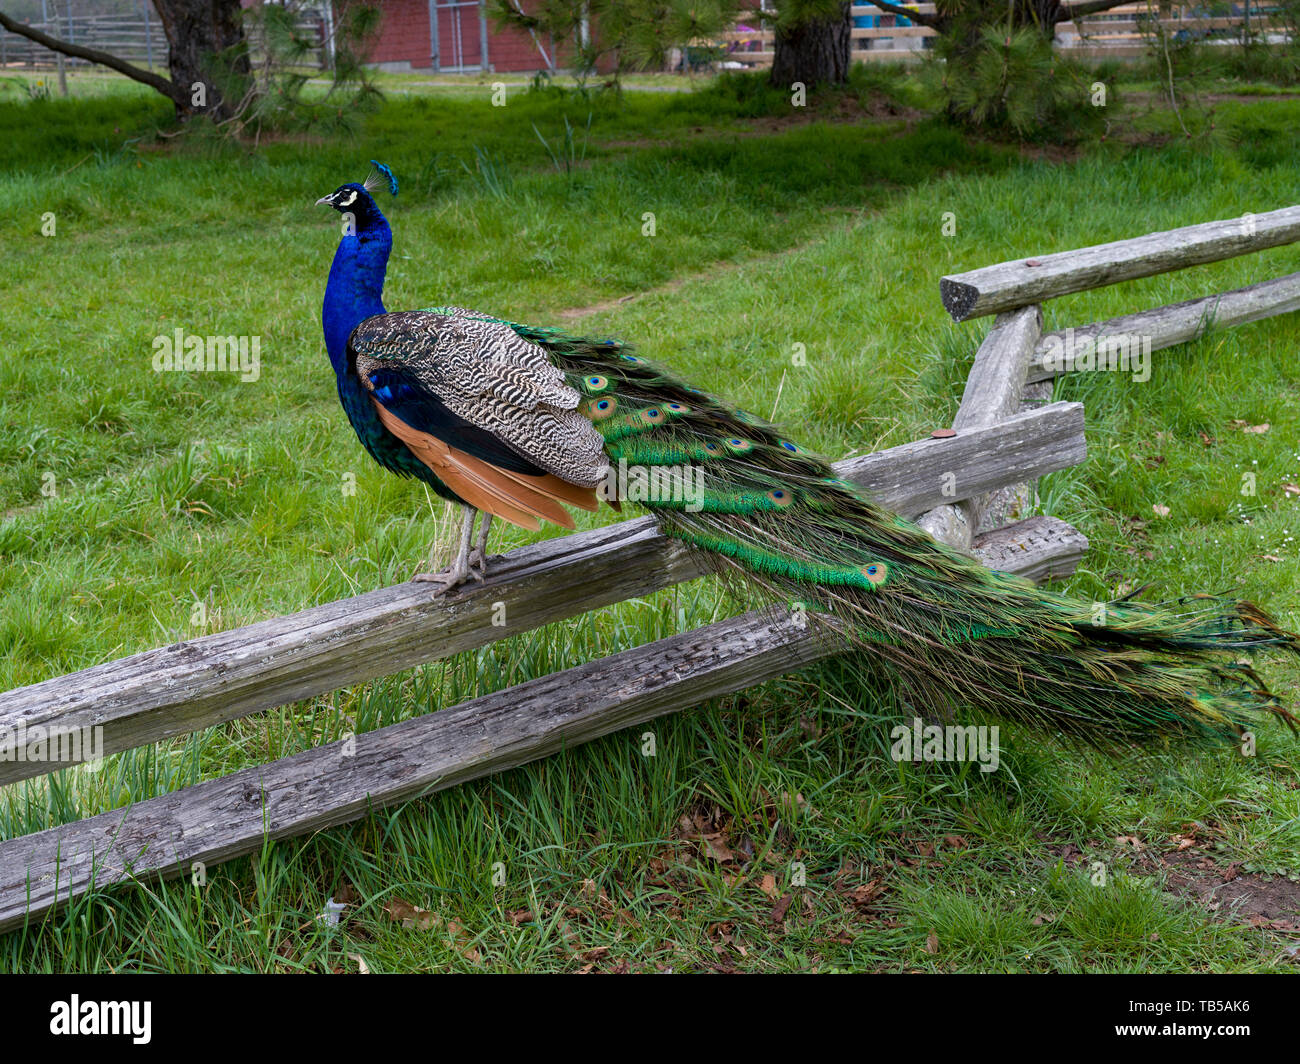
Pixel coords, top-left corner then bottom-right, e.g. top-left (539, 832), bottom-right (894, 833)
top-left (414, 562), bottom-right (472, 595)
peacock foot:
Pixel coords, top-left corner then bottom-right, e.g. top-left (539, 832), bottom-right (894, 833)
top-left (413, 555), bottom-right (486, 595)
top-left (414, 504), bottom-right (485, 595)
top-left (467, 547), bottom-right (493, 579)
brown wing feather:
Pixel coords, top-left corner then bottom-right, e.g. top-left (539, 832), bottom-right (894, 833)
top-left (371, 398), bottom-right (595, 530)
top-left (487, 463), bottom-right (600, 512)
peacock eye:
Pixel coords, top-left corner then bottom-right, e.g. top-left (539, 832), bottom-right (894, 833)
top-left (860, 562), bottom-right (889, 586)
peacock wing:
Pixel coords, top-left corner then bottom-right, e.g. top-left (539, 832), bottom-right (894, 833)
top-left (346, 311), bottom-right (608, 530)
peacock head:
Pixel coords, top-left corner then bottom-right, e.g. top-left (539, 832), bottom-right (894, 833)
top-left (316, 161), bottom-right (398, 233)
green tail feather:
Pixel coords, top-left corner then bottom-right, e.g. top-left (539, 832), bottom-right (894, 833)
top-left (483, 312), bottom-right (1300, 748)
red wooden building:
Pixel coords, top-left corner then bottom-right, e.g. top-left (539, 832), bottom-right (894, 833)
top-left (346, 0), bottom-right (558, 73)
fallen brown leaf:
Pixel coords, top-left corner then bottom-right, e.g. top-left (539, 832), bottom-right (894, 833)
top-left (846, 879), bottom-right (886, 909)
top-left (702, 832), bottom-right (736, 863)
top-left (770, 894), bottom-right (794, 925)
top-left (384, 897), bottom-right (437, 930)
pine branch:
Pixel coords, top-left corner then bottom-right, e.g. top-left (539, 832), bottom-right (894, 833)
top-left (0, 9), bottom-right (186, 105)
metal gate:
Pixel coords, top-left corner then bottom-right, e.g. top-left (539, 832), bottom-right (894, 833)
top-left (430, 0), bottom-right (489, 72)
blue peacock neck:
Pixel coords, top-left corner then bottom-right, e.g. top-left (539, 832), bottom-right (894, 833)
top-left (322, 218), bottom-right (392, 377)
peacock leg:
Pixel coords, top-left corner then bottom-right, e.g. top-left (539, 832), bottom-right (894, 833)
top-left (467, 514), bottom-right (493, 578)
top-left (414, 503), bottom-right (478, 593)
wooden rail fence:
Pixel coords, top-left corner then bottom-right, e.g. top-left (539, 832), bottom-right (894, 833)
top-left (1, 205), bottom-right (1298, 932)
top-left (0, 6), bottom-right (330, 73)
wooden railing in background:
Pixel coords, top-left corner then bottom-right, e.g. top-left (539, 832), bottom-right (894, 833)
top-left (0, 7), bottom-right (330, 73)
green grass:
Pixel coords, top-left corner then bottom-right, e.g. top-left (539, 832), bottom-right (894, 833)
top-left (2, 70), bottom-right (1300, 973)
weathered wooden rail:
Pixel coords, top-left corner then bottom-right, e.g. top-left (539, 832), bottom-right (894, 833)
top-left (1, 202), bottom-right (1297, 932)
top-left (922, 203), bottom-right (1300, 542)
top-left (0, 528), bottom-right (1079, 935)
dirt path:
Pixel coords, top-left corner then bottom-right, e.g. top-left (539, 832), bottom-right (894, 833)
top-left (553, 208), bottom-right (874, 321)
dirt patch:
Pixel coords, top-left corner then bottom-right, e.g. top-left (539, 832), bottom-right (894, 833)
top-left (604, 109), bottom-right (922, 153)
top-left (1017, 140), bottom-right (1087, 165)
top-left (1144, 850), bottom-right (1300, 928)
top-left (1045, 832), bottom-right (1300, 938)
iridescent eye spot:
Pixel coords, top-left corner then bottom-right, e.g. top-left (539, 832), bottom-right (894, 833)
top-left (586, 397), bottom-right (618, 420)
top-left (725, 438), bottom-right (753, 454)
top-left (780, 441), bottom-right (800, 453)
top-left (702, 442), bottom-right (722, 456)
top-left (621, 354), bottom-right (643, 363)
top-left (583, 375), bottom-right (610, 394)
top-left (640, 408), bottom-right (665, 425)
top-left (766, 489), bottom-right (794, 508)
top-left (861, 563), bottom-right (889, 587)
top-left (665, 402), bottom-right (691, 415)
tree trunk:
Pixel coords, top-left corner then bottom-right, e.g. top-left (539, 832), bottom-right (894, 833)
top-left (0, 0), bottom-right (250, 121)
top-left (152, 0), bottom-right (250, 120)
top-left (769, 2), bottom-right (851, 88)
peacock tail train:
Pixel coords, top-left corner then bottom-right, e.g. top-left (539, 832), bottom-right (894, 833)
top-left (423, 306), bottom-right (1300, 750)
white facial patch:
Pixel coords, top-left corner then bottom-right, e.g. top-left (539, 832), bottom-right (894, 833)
top-left (337, 189), bottom-right (358, 207)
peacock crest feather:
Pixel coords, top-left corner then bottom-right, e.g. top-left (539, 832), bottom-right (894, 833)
top-left (363, 160), bottom-right (399, 197)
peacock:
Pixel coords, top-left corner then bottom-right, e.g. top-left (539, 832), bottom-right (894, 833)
top-left (317, 163), bottom-right (1299, 749)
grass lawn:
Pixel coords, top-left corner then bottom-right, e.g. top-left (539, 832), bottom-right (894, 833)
top-left (1, 67), bottom-right (1299, 973)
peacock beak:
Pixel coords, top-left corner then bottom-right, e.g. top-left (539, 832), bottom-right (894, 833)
top-left (315, 195), bottom-right (334, 206)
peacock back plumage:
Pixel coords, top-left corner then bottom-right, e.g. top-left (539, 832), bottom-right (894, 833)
top-left (426, 306), bottom-right (1300, 749)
